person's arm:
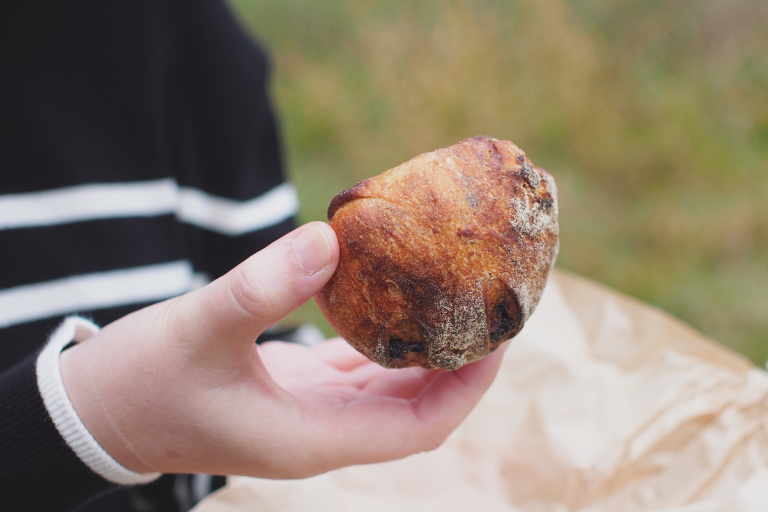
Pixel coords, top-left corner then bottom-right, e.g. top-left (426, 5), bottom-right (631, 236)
top-left (0, 355), bottom-right (115, 512)
top-left (0, 317), bottom-right (163, 512)
top-left (1, 222), bottom-right (505, 510)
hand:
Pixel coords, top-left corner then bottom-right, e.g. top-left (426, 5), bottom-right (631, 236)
top-left (60, 222), bottom-right (505, 479)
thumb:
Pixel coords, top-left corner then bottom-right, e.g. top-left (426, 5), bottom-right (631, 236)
top-left (174, 221), bottom-right (339, 348)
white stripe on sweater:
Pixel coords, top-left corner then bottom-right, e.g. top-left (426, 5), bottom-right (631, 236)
top-left (0, 180), bottom-right (178, 230)
top-left (176, 182), bottom-right (298, 236)
top-left (0, 180), bottom-right (297, 236)
top-left (0, 261), bottom-right (196, 328)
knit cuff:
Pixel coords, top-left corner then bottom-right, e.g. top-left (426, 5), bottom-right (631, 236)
top-left (36, 316), bottom-right (162, 485)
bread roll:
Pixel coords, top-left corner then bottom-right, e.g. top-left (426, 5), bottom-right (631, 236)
top-left (316, 136), bottom-right (559, 370)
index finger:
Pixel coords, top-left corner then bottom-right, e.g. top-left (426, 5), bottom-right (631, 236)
top-left (310, 337), bottom-right (373, 371)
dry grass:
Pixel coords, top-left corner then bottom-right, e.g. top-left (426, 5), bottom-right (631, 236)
top-left (231, 0), bottom-right (768, 365)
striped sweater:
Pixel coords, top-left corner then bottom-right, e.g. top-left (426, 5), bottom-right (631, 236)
top-left (0, 0), bottom-right (295, 510)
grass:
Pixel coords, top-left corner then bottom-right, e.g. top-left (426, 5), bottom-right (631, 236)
top-left (230, 0), bottom-right (768, 366)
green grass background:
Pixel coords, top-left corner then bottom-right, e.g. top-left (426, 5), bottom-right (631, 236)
top-left (230, 0), bottom-right (768, 366)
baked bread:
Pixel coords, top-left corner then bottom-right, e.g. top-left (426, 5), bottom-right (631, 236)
top-left (316, 136), bottom-right (559, 370)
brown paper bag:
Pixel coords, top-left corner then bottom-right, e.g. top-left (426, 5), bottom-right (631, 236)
top-left (193, 269), bottom-right (768, 512)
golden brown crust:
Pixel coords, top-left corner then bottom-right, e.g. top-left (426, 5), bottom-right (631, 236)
top-left (316, 136), bottom-right (559, 370)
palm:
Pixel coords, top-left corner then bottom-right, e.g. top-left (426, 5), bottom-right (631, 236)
top-left (256, 337), bottom-right (505, 471)
top-left (259, 338), bottom-right (440, 402)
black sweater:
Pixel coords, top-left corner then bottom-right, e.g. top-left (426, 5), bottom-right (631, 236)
top-left (0, 1), bottom-right (294, 510)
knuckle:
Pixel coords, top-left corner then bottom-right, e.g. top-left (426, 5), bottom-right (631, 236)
top-left (229, 266), bottom-right (277, 321)
top-left (263, 454), bottom-right (323, 480)
top-left (420, 431), bottom-right (447, 453)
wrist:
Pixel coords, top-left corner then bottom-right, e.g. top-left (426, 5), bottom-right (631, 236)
top-left (39, 316), bottom-right (161, 483)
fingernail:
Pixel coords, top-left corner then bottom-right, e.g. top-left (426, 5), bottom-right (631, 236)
top-left (292, 226), bottom-right (331, 274)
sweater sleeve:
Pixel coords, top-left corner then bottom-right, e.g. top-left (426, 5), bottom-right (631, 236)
top-left (0, 357), bottom-right (114, 511)
top-left (0, 317), bottom-right (160, 512)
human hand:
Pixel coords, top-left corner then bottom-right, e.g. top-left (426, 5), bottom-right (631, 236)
top-left (59, 222), bottom-right (506, 479)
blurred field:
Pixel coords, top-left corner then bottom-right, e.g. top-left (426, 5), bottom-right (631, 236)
top-left (230, 0), bottom-right (768, 366)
